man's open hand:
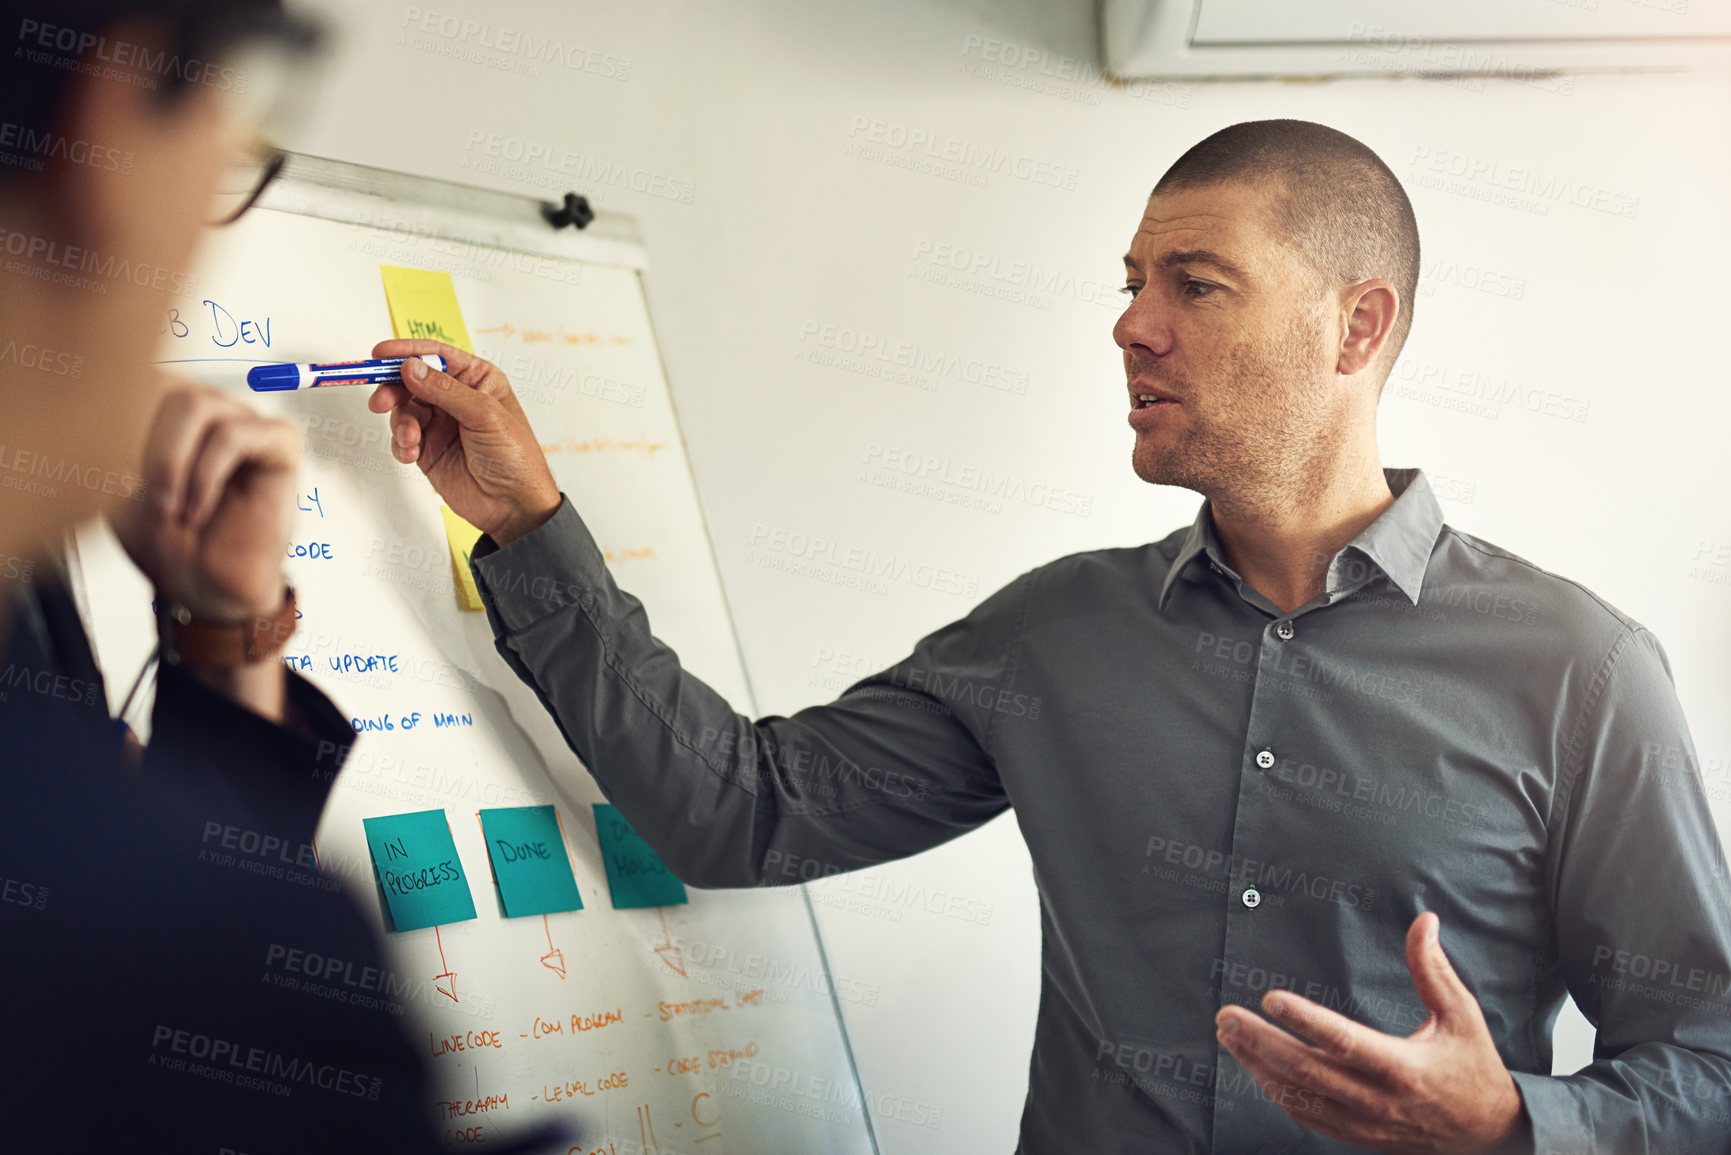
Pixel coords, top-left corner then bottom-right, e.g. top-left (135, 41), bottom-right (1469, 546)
top-left (1215, 912), bottom-right (1529, 1154)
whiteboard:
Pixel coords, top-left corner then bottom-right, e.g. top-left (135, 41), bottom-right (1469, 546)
top-left (68, 154), bottom-right (877, 1155)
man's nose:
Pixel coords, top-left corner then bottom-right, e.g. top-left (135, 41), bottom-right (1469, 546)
top-left (1113, 295), bottom-right (1173, 357)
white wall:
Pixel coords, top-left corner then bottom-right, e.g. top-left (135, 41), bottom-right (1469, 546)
top-left (284, 1), bottom-right (1731, 1149)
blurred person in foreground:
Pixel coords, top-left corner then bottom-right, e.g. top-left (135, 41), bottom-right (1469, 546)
top-left (0, 2), bottom-right (568, 1150)
top-left (371, 120), bottom-right (1731, 1154)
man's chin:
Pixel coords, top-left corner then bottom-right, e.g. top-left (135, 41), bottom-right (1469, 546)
top-left (1131, 446), bottom-right (1201, 492)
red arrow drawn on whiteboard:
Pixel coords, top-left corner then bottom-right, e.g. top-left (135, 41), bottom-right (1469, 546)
top-left (433, 925), bottom-right (459, 1002)
top-left (654, 907), bottom-right (686, 978)
top-left (540, 913), bottom-right (567, 979)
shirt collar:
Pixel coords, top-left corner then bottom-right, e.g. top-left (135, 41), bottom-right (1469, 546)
top-left (1157, 467), bottom-right (1445, 610)
top-left (1159, 501), bottom-right (1231, 610)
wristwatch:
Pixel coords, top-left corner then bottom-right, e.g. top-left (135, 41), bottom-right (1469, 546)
top-left (157, 585), bottom-right (298, 667)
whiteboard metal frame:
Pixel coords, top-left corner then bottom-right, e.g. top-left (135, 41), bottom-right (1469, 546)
top-left (253, 150), bottom-right (649, 271)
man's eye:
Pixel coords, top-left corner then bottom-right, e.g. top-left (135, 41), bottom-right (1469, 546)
top-left (1183, 279), bottom-right (1216, 299)
top-left (1120, 284), bottom-right (1141, 299)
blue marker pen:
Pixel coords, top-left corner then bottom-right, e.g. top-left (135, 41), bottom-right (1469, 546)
top-left (247, 354), bottom-right (448, 392)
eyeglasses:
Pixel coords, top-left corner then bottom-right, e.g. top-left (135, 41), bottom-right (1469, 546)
top-left (209, 144), bottom-right (286, 227)
top-left (203, 12), bottom-right (325, 227)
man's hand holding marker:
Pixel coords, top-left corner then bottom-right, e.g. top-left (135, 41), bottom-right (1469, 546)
top-left (366, 339), bottom-right (561, 548)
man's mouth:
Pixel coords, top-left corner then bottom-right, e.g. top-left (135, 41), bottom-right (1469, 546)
top-left (1133, 394), bottom-right (1175, 409)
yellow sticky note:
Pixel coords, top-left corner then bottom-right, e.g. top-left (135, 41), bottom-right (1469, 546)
top-left (440, 504), bottom-right (485, 612)
top-left (379, 265), bottom-right (473, 351)
top-left (381, 265), bottom-right (481, 612)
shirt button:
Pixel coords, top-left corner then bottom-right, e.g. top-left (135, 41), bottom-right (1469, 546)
top-left (1242, 887), bottom-right (1262, 909)
top-left (1254, 749), bottom-right (1274, 770)
top-left (1275, 620), bottom-right (1294, 641)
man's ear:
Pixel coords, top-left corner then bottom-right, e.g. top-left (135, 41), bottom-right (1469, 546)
top-left (1338, 279), bottom-right (1399, 378)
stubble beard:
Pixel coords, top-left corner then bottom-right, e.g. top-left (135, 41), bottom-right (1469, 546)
top-left (1131, 309), bottom-right (1342, 521)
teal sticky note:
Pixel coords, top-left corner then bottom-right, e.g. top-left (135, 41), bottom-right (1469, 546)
top-left (593, 804), bottom-right (687, 909)
top-left (362, 809), bottom-right (477, 932)
top-left (479, 805), bottom-right (584, 917)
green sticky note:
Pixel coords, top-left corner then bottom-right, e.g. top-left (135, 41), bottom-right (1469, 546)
top-left (593, 804), bottom-right (687, 909)
top-left (362, 809), bottom-right (477, 932)
top-left (479, 805), bottom-right (584, 917)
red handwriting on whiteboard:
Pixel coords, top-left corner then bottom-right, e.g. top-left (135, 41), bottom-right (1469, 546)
top-left (522, 1007), bottom-right (623, 1040)
top-left (428, 1029), bottom-right (502, 1057)
top-left (536, 1072), bottom-right (628, 1102)
top-left (658, 996), bottom-right (728, 1022)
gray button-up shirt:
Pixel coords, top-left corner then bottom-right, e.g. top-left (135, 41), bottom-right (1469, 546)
top-left (470, 467), bottom-right (1731, 1153)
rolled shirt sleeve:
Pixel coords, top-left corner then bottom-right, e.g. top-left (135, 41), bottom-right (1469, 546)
top-left (469, 494), bottom-right (1017, 888)
top-left (1510, 625), bottom-right (1731, 1153)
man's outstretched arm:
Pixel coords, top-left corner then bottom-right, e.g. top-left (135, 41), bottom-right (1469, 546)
top-left (362, 337), bottom-right (1022, 888)
top-left (468, 494), bottom-right (1022, 888)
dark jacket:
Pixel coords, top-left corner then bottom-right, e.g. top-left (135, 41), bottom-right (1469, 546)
top-left (0, 561), bottom-right (566, 1153)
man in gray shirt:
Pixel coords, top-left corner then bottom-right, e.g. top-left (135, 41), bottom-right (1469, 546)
top-left (368, 120), bottom-right (1731, 1153)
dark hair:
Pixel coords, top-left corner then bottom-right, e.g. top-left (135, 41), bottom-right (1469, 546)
top-left (1, 0), bottom-right (299, 178)
top-left (1152, 119), bottom-right (1421, 370)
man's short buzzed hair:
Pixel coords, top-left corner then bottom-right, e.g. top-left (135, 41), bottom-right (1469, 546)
top-left (1152, 119), bottom-right (1421, 374)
